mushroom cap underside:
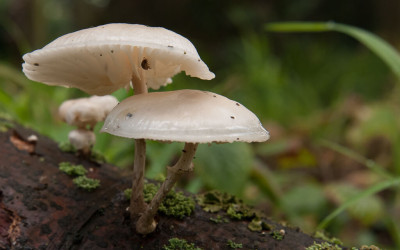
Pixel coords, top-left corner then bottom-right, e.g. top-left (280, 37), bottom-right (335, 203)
top-left (101, 89), bottom-right (269, 143)
top-left (22, 23), bottom-right (214, 95)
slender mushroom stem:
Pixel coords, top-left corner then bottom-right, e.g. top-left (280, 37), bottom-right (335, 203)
top-left (131, 70), bottom-right (148, 95)
top-left (130, 72), bottom-right (148, 221)
top-left (136, 143), bottom-right (198, 234)
top-left (130, 139), bottom-right (147, 219)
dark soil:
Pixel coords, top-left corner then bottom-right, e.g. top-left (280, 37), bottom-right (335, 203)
top-left (0, 120), bottom-right (329, 249)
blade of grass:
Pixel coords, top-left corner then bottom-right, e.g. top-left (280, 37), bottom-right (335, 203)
top-left (266, 21), bottom-right (400, 81)
top-left (318, 139), bottom-right (393, 179)
top-left (384, 216), bottom-right (400, 249)
top-left (317, 177), bottom-right (400, 230)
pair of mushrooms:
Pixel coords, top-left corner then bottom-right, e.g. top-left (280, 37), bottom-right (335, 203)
top-left (58, 95), bottom-right (118, 155)
top-left (22, 23), bottom-right (270, 234)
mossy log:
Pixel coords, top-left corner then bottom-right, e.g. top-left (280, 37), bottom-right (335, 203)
top-left (0, 120), bottom-right (329, 249)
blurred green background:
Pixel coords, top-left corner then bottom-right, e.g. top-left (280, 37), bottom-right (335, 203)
top-left (1, 0), bottom-right (400, 248)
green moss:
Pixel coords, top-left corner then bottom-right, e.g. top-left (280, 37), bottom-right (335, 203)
top-left (197, 190), bottom-right (240, 213)
top-left (58, 141), bottom-right (75, 153)
top-left (314, 231), bottom-right (343, 246)
top-left (248, 218), bottom-right (262, 231)
top-left (163, 238), bottom-right (201, 250)
top-left (271, 230), bottom-right (285, 241)
top-left (227, 239), bottom-right (243, 249)
top-left (226, 203), bottom-right (254, 220)
top-left (125, 183), bottom-right (195, 219)
top-left (59, 162), bottom-right (88, 176)
top-left (197, 190), bottom-right (256, 221)
top-left (143, 183), bottom-right (159, 202)
top-left (247, 217), bottom-right (273, 232)
top-left (356, 246), bottom-right (381, 250)
top-left (159, 191), bottom-right (195, 219)
top-left (306, 241), bottom-right (342, 250)
top-left (73, 176), bottom-right (100, 191)
top-left (209, 215), bottom-right (229, 224)
top-left (123, 188), bottom-right (132, 200)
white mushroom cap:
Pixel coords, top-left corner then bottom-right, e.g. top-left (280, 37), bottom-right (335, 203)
top-left (101, 89), bottom-right (269, 143)
top-left (68, 129), bottom-right (96, 152)
top-left (22, 23), bottom-right (215, 95)
top-left (59, 95), bottom-right (118, 128)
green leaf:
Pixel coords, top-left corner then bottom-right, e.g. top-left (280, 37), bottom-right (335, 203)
top-left (317, 178), bottom-right (400, 229)
top-left (266, 21), bottom-right (400, 81)
top-left (194, 143), bottom-right (253, 197)
top-left (325, 183), bottom-right (385, 226)
top-left (145, 141), bottom-right (182, 179)
top-left (282, 183), bottom-right (328, 216)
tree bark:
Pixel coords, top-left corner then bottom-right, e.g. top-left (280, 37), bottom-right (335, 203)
top-left (0, 119), bottom-right (329, 249)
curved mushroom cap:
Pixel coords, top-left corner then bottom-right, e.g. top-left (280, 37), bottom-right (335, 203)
top-left (101, 89), bottom-right (269, 143)
top-left (59, 95), bottom-right (118, 128)
top-left (22, 23), bottom-right (215, 95)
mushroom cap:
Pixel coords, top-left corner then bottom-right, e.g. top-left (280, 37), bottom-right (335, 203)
top-left (101, 89), bottom-right (269, 143)
top-left (59, 95), bottom-right (118, 128)
top-left (22, 23), bottom-right (215, 95)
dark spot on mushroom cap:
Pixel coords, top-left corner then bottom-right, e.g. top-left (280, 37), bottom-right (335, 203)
top-left (111, 50), bottom-right (114, 53)
top-left (230, 116), bottom-right (235, 119)
top-left (213, 95), bottom-right (217, 98)
top-left (100, 54), bottom-right (103, 56)
top-left (236, 138), bottom-right (240, 140)
top-left (126, 113), bottom-right (133, 118)
top-left (236, 103), bottom-right (240, 106)
top-left (168, 45), bottom-right (174, 48)
top-left (141, 58), bottom-right (150, 70)
top-left (184, 51), bottom-right (187, 54)
top-left (34, 63), bottom-right (39, 66)
top-left (197, 59), bottom-right (201, 62)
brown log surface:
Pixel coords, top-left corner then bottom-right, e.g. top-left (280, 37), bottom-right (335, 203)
top-left (0, 120), bottom-right (327, 249)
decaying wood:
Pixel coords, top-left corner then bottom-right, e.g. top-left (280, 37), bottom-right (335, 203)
top-left (0, 120), bottom-right (328, 249)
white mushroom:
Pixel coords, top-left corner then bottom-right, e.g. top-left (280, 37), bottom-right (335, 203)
top-left (59, 95), bottom-right (118, 154)
top-left (22, 24), bottom-right (215, 221)
top-left (101, 89), bottom-right (269, 234)
top-left (68, 129), bottom-right (96, 155)
top-left (59, 95), bottom-right (118, 129)
top-left (101, 89), bottom-right (269, 143)
top-left (22, 23), bottom-right (215, 95)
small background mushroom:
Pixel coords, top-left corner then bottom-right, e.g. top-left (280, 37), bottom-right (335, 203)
top-left (59, 95), bottom-right (118, 155)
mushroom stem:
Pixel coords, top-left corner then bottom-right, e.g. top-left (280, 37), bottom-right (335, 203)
top-left (136, 142), bottom-right (198, 234)
top-left (131, 73), bottom-right (148, 95)
top-left (130, 139), bottom-right (148, 220)
top-left (130, 73), bottom-right (148, 221)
